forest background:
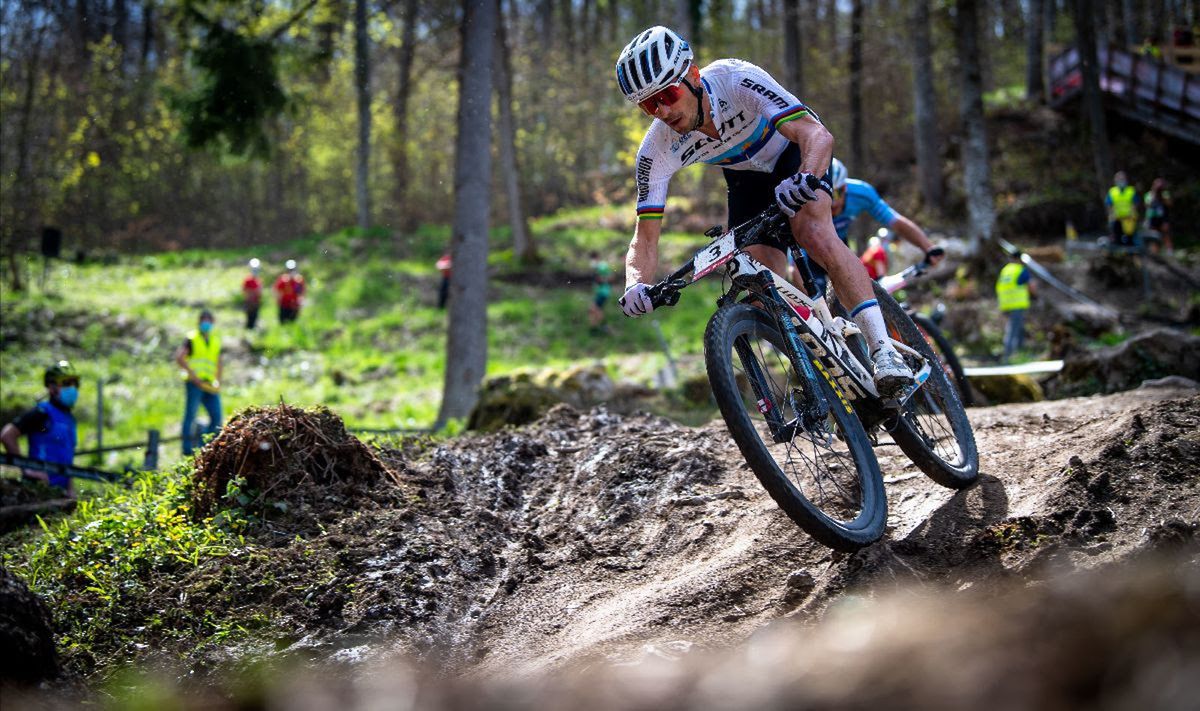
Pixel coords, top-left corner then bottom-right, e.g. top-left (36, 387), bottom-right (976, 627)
top-left (4, 0), bottom-right (1196, 261)
top-left (2, 0), bottom-right (1198, 427)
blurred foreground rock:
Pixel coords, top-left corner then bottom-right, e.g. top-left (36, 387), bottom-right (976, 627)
top-left (77, 554), bottom-right (1200, 711)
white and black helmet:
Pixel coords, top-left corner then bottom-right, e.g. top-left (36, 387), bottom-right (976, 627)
top-left (615, 26), bottom-right (693, 104)
top-left (830, 158), bottom-right (848, 190)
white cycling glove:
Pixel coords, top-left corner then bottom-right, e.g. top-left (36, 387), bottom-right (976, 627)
top-left (619, 283), bottom-right (654, 317)
top-left (775, 172), bottom-right (833, 217)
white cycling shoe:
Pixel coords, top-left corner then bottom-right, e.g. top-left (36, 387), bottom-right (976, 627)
top-left (872, 347), bottom-right (915, 398)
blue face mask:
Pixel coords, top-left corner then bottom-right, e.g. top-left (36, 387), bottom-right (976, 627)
top-left (199, 321), bottom-right (213, 334)
top-left (58, 386), bottom-right (79, 408)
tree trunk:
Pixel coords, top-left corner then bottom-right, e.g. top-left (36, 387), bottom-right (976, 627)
top-left (675, 0), bottom-right (695, 41)
top-left (436, 0), bottom-right (497, 429)
top-left (1026, 0), bottom-right (1045, 100)
top-left (1072, 0), bottom-right (1113, 191)
top-left (1120, 0), bottom-right (1137, 48)
top-left (849, 0), bottom-right (864, 171)
top-left (955, 0), bottom-right (995, 253)
top-left (6, 22), bottom-right (48, 291)
top-left (910, 0), bottom-right (944, 213)
top-left (354, 0), bottom-right (371, 231)
top-left (392, 0), bottom-right (418, 232)
top-left (783, 0), bottom-right (804, 96)
top-left (494, 0), bottom-right (536, 263)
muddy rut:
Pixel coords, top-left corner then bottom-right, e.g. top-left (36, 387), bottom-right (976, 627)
top-left (159, 384), bottom-right (1195, 680)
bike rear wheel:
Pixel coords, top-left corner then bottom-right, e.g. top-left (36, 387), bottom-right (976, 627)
top-left (910, 312), bottom-right (974, 407)
top-left (834, 286), bottom-right (979, 489)
top-left (704, 304), bottom-right (886, 551)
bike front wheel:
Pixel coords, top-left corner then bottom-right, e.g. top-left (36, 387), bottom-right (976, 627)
top-left (704, 304), bottom-right (886, 551)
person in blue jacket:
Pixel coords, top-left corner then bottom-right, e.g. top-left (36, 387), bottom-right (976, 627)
top-left (1, 361), bottom-right (80, 497)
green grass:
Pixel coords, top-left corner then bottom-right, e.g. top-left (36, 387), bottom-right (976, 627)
top-left (1, 205), bottom-right (722, 478)
top-left (0, 206), bottom-right (733, 675)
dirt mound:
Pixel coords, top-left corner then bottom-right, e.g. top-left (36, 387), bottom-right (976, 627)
top-left (0, 567), bottom-right (59, 686)
top-left (1047, 328), bottom-right (1200, 398)
top-left (190, 404), bottom-right (397, 524)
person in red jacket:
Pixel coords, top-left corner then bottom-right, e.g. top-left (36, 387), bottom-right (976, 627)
top-left (274, 259), bottom-right (306, 324)
top-left (860, 229), bottom-right (892, 281)
top-left (242, 258), bottom-right (263, 329)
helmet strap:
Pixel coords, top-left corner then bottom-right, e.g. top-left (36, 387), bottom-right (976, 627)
top-left (685, 77), bottom-right (705, 132)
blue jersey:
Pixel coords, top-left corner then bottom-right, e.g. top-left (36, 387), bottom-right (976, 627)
top-left (832, 179), bottom-right (898, 242)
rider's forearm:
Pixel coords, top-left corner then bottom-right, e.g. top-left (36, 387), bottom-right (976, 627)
top-left (892, 215), bottom-right (934, 253)
top-left (777, 117), bottom-right (834, 177)
top-left (626, 220), bottom-right (662, 288)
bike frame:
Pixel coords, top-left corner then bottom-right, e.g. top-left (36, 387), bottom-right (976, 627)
top-left (650, 210), bottom-right (932, 434)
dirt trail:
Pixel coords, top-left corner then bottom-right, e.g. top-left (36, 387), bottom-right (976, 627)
top-left (444, 387), bottom-right (1198, 676)
top-left (201, 384), bottom-right (1192, 679)
top-left (22, 386), bottom-right (1196, 685)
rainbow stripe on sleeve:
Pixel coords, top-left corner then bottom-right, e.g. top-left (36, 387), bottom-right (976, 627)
top-left (770, 105), bottom-right (810, 131)
top-left (636, 205), bottom-right (665, 221)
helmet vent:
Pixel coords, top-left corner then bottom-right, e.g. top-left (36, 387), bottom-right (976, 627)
top-left (638, 50), bottom-right (653, 89)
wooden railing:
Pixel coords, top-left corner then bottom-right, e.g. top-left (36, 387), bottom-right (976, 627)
top-left (1049, 44), bottom-right (1200, 145)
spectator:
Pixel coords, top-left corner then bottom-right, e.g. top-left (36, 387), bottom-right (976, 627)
top-left (588, 251), bottom-right (613, 334)
top-left (995, 252), bottom-right (1036, 363)
top-left (436, 252), bottom-right (452, 309)
top-left (175, 310), bottom-right (223, 456)
top-left (242, 258), bottom-right (263, 330)
top-left (1105, 171), bottom-right (1140, 247)
top-left (0, 361), bottom-right (81, 498)
top-left (860, 228), bottom-right (893, 281)
top-left (274, 259), bottom-right (306, 324)
top-left (1143, 178), bottom-right (1173, 255)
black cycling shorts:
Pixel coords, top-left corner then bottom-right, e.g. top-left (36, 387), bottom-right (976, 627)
top-left (722, 143), bottom-right (802, 252)
top-left (722, 143), bottom-right (833, 253)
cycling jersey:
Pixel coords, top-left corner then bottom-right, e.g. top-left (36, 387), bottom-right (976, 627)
top-left (832, 179), bottom-right (898, 242)
top-left (634, 59), bottom-right (818, 219)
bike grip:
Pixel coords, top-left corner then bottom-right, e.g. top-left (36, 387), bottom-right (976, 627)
top-left (647, 282), bottom-right (681, 309)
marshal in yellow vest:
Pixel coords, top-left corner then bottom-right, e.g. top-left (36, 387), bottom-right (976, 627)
top-left (183, 330), bottom-right (221, 384)
top-left (1107, 185), bottom-right (1137, 219)
top-left (995, 262), bottom-right (1030, 312)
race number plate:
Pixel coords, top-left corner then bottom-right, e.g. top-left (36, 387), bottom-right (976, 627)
top-left (692, 230), bottom-right (737, 280)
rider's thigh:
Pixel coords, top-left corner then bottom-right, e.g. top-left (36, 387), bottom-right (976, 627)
top-left (788, 197), bottom-right (852, 268)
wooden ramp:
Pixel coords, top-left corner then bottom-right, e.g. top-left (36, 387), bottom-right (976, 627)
top-left (1049, 45), bottom-right (1200, 146)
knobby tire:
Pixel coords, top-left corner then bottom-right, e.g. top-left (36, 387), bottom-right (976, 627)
top-left (704, 304), bottom-right (886, 551)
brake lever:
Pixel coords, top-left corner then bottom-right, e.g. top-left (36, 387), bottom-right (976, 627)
top-left (647, 278), bottom-right (687, 309)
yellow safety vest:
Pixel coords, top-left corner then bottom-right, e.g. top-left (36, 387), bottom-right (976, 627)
top-left (996, 263), bottom-right (1030, 312)
top-left (184, 330), bottom-right (221, 383)
top-left (1107, 185), bottom-right (1136, 219)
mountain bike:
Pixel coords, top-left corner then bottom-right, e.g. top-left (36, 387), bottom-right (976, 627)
top-left (646, 206), bottom-right (978, 551)
top-left (878, 261), bottom-right (974, 407)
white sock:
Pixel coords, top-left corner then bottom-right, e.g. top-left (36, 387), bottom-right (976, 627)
top-left (850, 300), bottom-right (889, 354)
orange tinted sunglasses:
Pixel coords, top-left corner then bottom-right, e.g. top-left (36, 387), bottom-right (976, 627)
top-left (638, 81), bottom-right (688, 115)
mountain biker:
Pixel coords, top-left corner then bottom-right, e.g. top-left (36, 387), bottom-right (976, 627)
top-left (811, 158), bottom-right (943, 291)
top-left (0, 361), bottom-right (81, 497)
top-left (614, 26), bottom-right (914, 395)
